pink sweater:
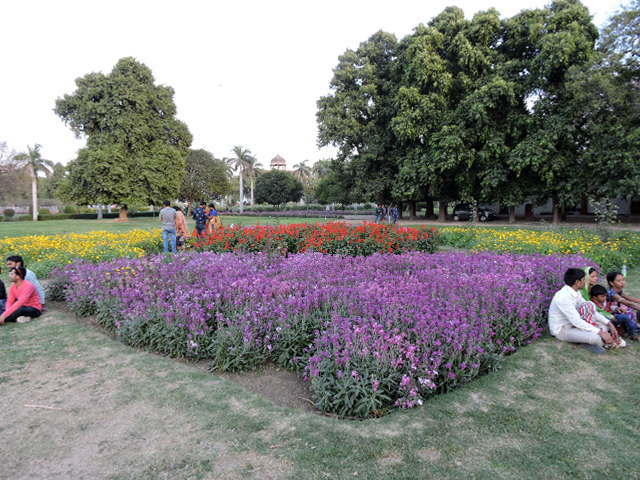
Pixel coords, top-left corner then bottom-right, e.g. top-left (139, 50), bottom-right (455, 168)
top-left (5, 280), bottom-right (42, 318)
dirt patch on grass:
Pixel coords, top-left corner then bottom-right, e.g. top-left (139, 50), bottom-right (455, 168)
top-left (208, 451), bottom-right (293, 479)
top-left (217, 363), bottom-right (315, 412)
top-left (416, 448), bottom-right (442, 462)
top-left (377, 450), bottom-right (404, 466)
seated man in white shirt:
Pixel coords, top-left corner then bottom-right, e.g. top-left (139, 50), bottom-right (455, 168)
top-left (549, 268), bottom-right (613, 351)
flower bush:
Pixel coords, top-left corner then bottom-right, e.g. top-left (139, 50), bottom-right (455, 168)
top-left (52, 251), bottom-right (591, 418)
top-left (0, 230), bottom-right (162, 277)
top-left (191, 222), bottom-right (437, 256)
top-left (439, 227), bottom-right (640, 272)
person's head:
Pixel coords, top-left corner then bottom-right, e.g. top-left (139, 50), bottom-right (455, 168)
top-left (208, 203), bottom-right (215, 209)
top-left (607, 271), bottom-right (625, 290)
top-left (6, 255), bottom-right (24, 270)
top-left (564, 268), bottom-right (586, 289)
top-left (8, 266), bottom-right (26, 283)
top-left (590, 284), bottom-right (608, 304)
top-left (163, 200), bottom-right (170, 207)
top-left (587, 267), bottom-right (599, 286)
top-left (200, 201), bottom-right (206, 207)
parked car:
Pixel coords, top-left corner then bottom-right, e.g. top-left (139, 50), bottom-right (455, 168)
top-left (452, 204), bottom-right (498, 222)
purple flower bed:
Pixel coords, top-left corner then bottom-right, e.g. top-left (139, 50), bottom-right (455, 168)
top-left (50, 251), bottom-right (592, 417)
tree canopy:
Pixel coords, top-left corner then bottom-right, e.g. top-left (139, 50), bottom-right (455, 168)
top-left (254, 170), bottom-right (304, 206)
top-left (316, 0), bottom-right (640, 222)
top-left (179, 149), bottom-right (231, 203)
top-left (55, 57), bottom-right (192, 212)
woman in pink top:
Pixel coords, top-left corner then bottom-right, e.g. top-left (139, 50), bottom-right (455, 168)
top-left (0, 267), bottom-right (42, 324)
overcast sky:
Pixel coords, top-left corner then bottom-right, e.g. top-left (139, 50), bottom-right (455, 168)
top-left (1, 0), bottom-right (624, 170)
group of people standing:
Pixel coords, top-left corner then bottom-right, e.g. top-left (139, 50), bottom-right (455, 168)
top-left (159, 201), bottom-right (223, 253)
top-left (191, 202), bottom-right (222, 237)
top-left (0, 255), bottom-right (45, 325)
top-left (549, 267), bottom-right (640, 352)
top-left (159, 201), bottom-right (190, 254)
top-left (375, 204), bottom-right (400, 224)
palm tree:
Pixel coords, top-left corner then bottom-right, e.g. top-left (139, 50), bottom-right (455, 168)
top-left (244, 156), bottom-right (263, 205)
top-left (293, 160), bottom-right (312, 183)
top-left (15, 144), bottom-right (54, 221)
top-left (225, 146), bottom-right (256, 213)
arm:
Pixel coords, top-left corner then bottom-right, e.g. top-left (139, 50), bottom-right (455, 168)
top-left (593, 311), bottom-right (612, 327)
top-left (619, 293), bottom-right (640, 310)
top-left (558, 294), bottom-right (600, 333)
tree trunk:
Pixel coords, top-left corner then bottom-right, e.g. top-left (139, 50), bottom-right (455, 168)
top-left (552, 199), bottom-right (561, 225)
top-left (508, 206), bottom-right (516, 224)
top-left (31, 166), bottom-right (38, 221)
top-left (250, 178), bottom-right (255, 205)
top-left (424, 199), bottom-right (434, 219)
top-left (438, 201), bottom-right (448, 222)
top-left (398, 202), bottom-right (403, 219)
top-left (97, 204), bottom-right (103, 220)
top-left (409, 201), bottom-right (417, 219)
top-left (118, 205), bottom-right (129, 221)
top-left (580, 195), bottom-right (588, 215)
top-left (239, 170), bottom-right (244, 213)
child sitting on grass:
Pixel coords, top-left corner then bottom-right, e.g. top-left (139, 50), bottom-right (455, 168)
top-left (606, 271), bottom-right (640, 341)
top-left (581, 285), bottom-right (625, 348)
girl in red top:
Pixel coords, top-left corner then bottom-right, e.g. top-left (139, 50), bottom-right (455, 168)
top-left (0, 267), bottom-right (42, 324)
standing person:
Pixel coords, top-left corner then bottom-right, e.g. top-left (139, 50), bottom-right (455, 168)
top-left (374, 204), bottom-right (383, 223)
top-left (208, 203), bottom-right (222, 230)
top-left (0, 267), bottom-right (42, 324)
top-left (5, 256), bottom-right (45, 307)
top-left (159, 200), bottom-right (177, 254)
top-left (391, 205), bottom-right (399, 224)
top-left (174, 206), bottom-right (190, 250)
top-left (192, 201), bottom-right (207, 236)
top-left (548, 268), bottom-right (613, 352)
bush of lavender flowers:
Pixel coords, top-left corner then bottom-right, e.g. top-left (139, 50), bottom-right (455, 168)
top-left (52, 251), bottom-right (593, 417)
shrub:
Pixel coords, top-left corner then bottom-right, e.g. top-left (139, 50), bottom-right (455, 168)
top-left (57, 251), bottom-right (591, 418)
top-left (3, 208), bottom-right (15, 219)
top-left (63, 205), bottom-right (77, 214)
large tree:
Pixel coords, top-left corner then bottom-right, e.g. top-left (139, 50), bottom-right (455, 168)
top-left (179, 149), bottom-right (231, 206)
top-left (225, 146), bottom-right (257, 211)
top-left (317, 31), bottom-right (401, 203)
top-left (255, 170), bottom-right (304, 206)
top-left (14, 144), bottom-right (54, 221)
top-left (55, 57), bottom-right (192, 219)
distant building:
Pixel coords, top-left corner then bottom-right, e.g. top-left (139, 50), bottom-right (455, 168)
top-left (270, 154), bottom-right (287, 171)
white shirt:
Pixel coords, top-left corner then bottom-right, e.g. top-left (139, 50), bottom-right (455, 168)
top-left (548, 285), bottom-right (600, 335)
top-left (26, 268), bottom-right (45, 305)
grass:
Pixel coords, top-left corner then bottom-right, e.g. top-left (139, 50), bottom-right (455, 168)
top-left (2, 273), bottom-right (640, 478)
top-left (0, 216), bottom-right (331, 238)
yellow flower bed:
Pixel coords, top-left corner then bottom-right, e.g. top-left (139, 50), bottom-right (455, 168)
top-left (0, 229), bottom-right (161, 277)
top-left (439, 227), bottom-right (639, 272)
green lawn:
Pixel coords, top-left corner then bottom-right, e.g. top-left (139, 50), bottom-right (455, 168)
top-left (1, 270), bottom-right (640, 478)
top-left (0, 216), bottom-right (330, 238)
top-left (2, 304), bottom-right (639, 479)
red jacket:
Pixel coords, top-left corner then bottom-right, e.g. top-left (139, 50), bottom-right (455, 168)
top-left (5, 280), bottom-right (42, 318)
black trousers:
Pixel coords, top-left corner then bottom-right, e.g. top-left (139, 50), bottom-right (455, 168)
top-left (4, 306), bottom-right (41, 323)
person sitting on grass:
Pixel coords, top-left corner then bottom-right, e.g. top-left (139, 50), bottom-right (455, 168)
top-left (549, 268), bottom-right (614, 352)
top-left (0, 267), bottom-right (42, 324)
top-left (606, 271), bottom-right (640, 341)
top-left (579, 285), bottom-right (625, 349)
top-left (6, 255), bottom-right (45, 308)
top-left (0, 266), bottom-right (6, 314)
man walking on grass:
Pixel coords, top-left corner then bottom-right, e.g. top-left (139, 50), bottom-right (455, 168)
top-left (159, 200), bottom-right (177, 254)
top-left (549, 268), bottom-right (613, 353)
